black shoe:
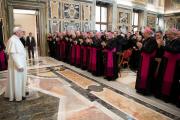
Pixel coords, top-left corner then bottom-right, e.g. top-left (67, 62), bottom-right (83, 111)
top-left (22, 97), bottom-right (26, 100)
top-left (26, 92), bottom-right (29, 96)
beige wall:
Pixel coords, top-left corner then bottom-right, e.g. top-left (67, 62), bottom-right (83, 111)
top-left (14, 13), bottom-right (37, 40)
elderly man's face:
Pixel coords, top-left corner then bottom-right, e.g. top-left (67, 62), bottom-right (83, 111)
top-left (16, 30), bottom-right (24, 38)
top-left (166, 31), bottom-right (174, 40)
top-left (143, 31), bottom-right (148, 38)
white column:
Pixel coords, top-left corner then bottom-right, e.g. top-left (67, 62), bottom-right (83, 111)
top-left (112, 0), bottom-right (117, 31)
top-left (143, 10), bottom-right (147, 27)
top-left (91, 0), bottom-right (96, 31)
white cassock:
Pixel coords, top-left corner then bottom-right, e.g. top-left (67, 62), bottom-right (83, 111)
top-left (5, 35), bottom-right (27, 101)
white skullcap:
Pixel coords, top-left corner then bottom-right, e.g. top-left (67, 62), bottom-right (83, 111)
top-left (13, 27), bottom-right (24, 33)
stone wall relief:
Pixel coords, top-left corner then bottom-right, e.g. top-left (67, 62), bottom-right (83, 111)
top-left (49, 20), bottom-right (61, 33)
top-left (49, 0), bottom-right (60, 19)
top-left (147, 15), bottom-right (156, 28)
top-left (63, 3), bottom-right (80, 19)
top-left (82, 22), bottom-right (91, 32)
top-left (63, 21), bottom-right (80, 31)
top-left (117, 8), bottom-right (131, 33)
top-left (82, 4), bottom-right (91, 21)
top-left (119, 12), bottom-right (129, 25)
top-left (164, 17), bottom-right (176, 30)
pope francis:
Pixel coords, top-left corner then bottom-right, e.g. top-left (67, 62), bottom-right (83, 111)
top-left (5, 27), bottom-right (27, 101)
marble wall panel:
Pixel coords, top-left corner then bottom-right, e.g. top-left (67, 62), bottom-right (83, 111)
top-left (47, 0), bottom-right (93, 32)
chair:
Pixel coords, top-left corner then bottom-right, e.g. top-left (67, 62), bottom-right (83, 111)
top-left (119, 49), bottom-right (132, 68)
top-left (118, 49), bottom-right (132, 77)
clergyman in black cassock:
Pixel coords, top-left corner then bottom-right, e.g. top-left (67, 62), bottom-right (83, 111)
top-left (135, 28), bottom-right (158, 95)
top-left (155, 29), bottom-right (180, 106)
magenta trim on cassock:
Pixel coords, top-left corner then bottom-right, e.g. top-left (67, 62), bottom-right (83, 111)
top-left (60, 40), bottom-right (66, 60)
top-left (0, 50), bottom-right (6, 69)
top-left (161, 52), bottom-right (180, 96)
top-left (71, 44), bottom-right (76, 64)
top-left (82, 46), bottom-right (87, 66)
top-left (139, 50), bottom-right (156, 89)
top-left (88, 46), bottom-right (93, 71)
top-left (91, 47), bottom-right (97, 72)
top-left (104, 48), bottom-right (116, 77)
top-left (76, 45), bottom-right (81, 65)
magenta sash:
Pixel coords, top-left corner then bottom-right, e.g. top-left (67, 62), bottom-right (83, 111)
top-left (104, 48), bottom-right (116, 77)
top-left (139, 50), bottom-right (156, 89)
top-left (91, 47), bottom-right (97, 72)
top-left (76, 45), bottom-right (81, 65)
top-left (161, 52), bottom-right (180, 96)
top-left (60, 40), bottom-right (66, 60)
top-left (88, 46), bottom-right (93, 71)
top-left (59, 41), bottom-right (62, 56)
top-left (0, 50), bottom-right (6, 70)
top-left (82, 46), bottom-right (87, 66)
top-left (71, 44), bottom-right (76, 64)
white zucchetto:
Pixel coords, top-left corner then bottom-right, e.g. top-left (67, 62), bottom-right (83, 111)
top-left (13, 27), bottom-right (24, 33)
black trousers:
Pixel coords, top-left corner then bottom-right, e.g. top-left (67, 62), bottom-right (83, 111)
top-left (28, 48), bottom-right (34, 59)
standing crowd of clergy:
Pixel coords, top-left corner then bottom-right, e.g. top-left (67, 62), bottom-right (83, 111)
top-left (0, 26), bottom-right (179, 105)
top-left (47, 31), bottom-right (120, 80)
top-left (47, 28), bottom-right (180, 107)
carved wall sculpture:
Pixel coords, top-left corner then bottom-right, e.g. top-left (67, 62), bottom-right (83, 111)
top-left (164, 17), bottom-right (176, 30)
top-left (63, 21), bottom-right (80, 31)
top-left (49, 0), bottom-right (60, 19)
top-left (147, 14), bottom-right (156, 28)
top-left (63, 3), bottom-right (80, 19)
top-left (117, 8), bottom-right (131, 33)
top-left (82, 5), bottom-right (91, 21)
top-left (119, 12), bottom-right (129, 25)
top-left (82, 22), bottom-right (91, 32)
top-left (49, 20), bottom-right (61, 33)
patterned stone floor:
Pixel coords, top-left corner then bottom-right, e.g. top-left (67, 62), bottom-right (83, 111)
top-left (0, 57), bottom-right (179, 120)
top-left (0, 92), bottom-right (59, 120)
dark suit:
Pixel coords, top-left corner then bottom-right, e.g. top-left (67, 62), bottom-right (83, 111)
top-left (20, 37), bottom-right (26, 47)
top-left (26, 36), bottom-right (36, 59)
